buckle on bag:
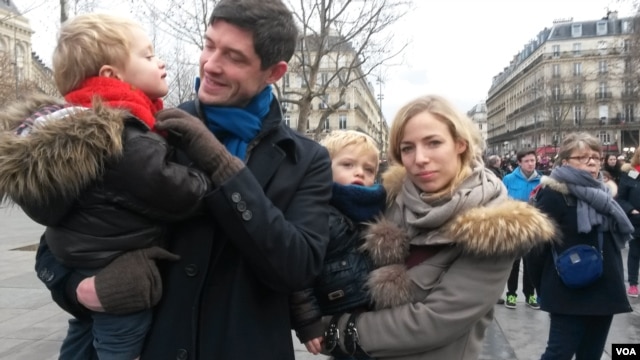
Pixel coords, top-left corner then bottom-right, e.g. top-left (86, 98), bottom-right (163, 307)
top-left (323, 315), bottom-right (340, 352)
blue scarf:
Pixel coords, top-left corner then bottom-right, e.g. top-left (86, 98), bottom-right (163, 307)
top-left (195, 78), bottom-right (273, 159)
top-left (330, 183), bottom-right (387, 223)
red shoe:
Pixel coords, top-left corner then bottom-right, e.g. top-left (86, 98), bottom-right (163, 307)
top-left (628, 285), bottom-right (638, 298)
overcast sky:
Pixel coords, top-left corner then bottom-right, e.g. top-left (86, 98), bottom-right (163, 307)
top-left (22, 0), bottom-right (636, 123)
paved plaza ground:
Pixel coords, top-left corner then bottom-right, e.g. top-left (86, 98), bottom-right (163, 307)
top-left (0, 206), bottom-right (638, 360)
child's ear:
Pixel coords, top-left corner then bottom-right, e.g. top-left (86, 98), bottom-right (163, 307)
top-left (99, 65), bottom-right (120, 79)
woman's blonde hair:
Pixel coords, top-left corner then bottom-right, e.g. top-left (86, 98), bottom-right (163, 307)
top-left (556, 132), bottom-right (602, 164)
top-left (388, 95), bottom-right (484, 194)
top-left (53, 13), bottom-right (141, 95)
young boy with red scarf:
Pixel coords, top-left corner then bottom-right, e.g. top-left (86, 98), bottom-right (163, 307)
top-left (0, 13), bottom-right (209, 359)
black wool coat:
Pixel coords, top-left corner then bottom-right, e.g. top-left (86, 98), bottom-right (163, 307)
top-left (527, 178), bottom-right (631, 316)
top-left (140, 98), bottom-right (332, 360)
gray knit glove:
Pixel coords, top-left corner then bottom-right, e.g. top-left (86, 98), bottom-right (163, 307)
top-left (155, 108), bottom-right (244, 185)
top-left (94, 247), bottom-right (180, 315)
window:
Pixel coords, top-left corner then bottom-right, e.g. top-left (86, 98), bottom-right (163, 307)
top-left (625, 81), bottom-right (635, 95)
top-left (624, 104), bottom-right (635, 122)
top-left (573, 62), bottom-right (582, 76)
top-left (552, 85), bottom-right (561, 100)
top-left (571, 24), bottom-right (582, 37)
top-left (597, 41), bottom-right (608, 54)
top-left (283, 74), bottom-right (290, 88)
top-left (300, 75), bottom-right (308, 87)
top-left (284, 115), bottom-right (290, 127)
top-left (625, 58), bottom-right (633, 73)
top-left (599, 131), bottom-right (611, 143)
top-left (623, 39), bottom-right (631, 53)
top-left (320, 73), bottom-right (329, 86)
top-left (552, 45), bottom-right (560, 58)
top-left (339, 114), bottom-right (347, 129)
top-left (597, 21), bottom-right (608, 35)
top-left (553, 107), bottom-right (561, 122)
top-left (323, 118), bottom-right (330, 130)
top-left (573, 105), bottom-right (583, 125)
top-left (319, 95), bottom-right (329, 109)
top-left (552, 64), bottom-right (560, 77)
top-left (572, 43), bottom-right (581, 56)
top-left (622, 20), bottom-right (632, 33)
top-left (599, 105), bottom-right (609, 124)
top-left (574, 83), bottom-right (582, 99)
top-left (598, 60), bottom-right (607, 74)
top-left (281, 101), bottom-right (289, 112)
top-left (598, 82), bottom-right (608, 98)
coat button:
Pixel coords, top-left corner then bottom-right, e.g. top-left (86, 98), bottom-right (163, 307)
top-left (242, 210), bottom-right (253, 221)
top-left (236, 201), bottom-right (247, 212)
top-left (184, 264), bottom-right (198, 277)
top-left (231, 192), bottom-right (241, 203)
top-left (38, 269), bottom-right (54, 282)
top-left (176, 348), bottom-right (188, 360)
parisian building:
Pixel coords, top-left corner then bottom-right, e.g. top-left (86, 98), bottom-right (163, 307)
top-left (486, 11), bottom-right (638, 158)
top-left (275, 30), bottom-right (389, 157)
top-left (467, 101), bottom-right (488, 142)
top-left (0, 0), bottom-right (55, 98)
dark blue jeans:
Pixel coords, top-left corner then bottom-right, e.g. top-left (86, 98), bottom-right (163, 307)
top-left (540, 313), bottom-right (613, 360)
top-left (59, 310), bottom-right (151, 360)
top-left (628, 237), bottom-right (640, 286)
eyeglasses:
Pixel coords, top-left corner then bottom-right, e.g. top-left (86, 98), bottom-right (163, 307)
top-left (567, 156), bottom-right (602, 164)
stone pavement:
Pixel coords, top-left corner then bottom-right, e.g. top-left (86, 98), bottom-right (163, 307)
top-left (1, 206), bottom-right (639, 360)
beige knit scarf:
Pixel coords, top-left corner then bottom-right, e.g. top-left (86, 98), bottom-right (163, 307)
top-left (394, 164), bottom-right (507, 241)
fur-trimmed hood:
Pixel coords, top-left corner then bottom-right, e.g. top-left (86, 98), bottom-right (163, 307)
top-left (0, 93), bottom-right (126, 207)
top-left (362, 165), bottom-right (557, 309)
top-left (621, 162), bottom-right (634, 173)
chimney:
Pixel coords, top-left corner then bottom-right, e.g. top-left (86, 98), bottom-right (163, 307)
top-left (608, 10), bottom-right (618, 20)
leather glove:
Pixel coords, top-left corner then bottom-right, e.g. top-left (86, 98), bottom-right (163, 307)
top-left (155, 108), bottom-right (244, 185)
top-left (94, 246), bottom-right (180, 315)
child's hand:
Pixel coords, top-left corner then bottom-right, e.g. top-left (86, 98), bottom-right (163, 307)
top-left (304, 337), bottom-right (323, 355)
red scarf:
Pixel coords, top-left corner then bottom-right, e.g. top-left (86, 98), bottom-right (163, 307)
top-left (635, 165), bottom-right (640, 173)
top-left (64, 77), bottom-right (163, 130)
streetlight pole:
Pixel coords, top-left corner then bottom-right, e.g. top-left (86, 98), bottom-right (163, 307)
top-left (376, 75), bottom-right (384, 155)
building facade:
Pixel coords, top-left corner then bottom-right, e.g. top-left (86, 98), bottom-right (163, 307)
top-left (275, 31), bottom-right (389, 157)
top-left (0, 0), bottom-right (56, 101)
top-left (467, 101), bottom-right (488, 142)
top-left (486, 11), bottom-right (638, 158)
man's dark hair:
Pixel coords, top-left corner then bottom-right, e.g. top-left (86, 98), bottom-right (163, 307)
top-left (210, 0), bottom-right (299, 69)
top-left (516, 148), bottom-right (537, 162)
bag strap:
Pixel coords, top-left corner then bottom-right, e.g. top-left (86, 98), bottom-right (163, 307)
top-left (551, 228), bottom-right (604, 262)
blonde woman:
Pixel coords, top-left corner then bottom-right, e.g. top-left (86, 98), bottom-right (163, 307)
top-left (321, 95), bottom-right (556, 360)
top-left (527, 132), bottom-right (633, 359)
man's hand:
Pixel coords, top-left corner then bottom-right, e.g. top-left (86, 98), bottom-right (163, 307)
top-left (76, 276), bottom-right (104, 312)
top-left (155, 108), bottom-right (244, 184)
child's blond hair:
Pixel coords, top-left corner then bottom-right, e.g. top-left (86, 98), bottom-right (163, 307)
top-left (53, 13), bottom-right (142, 95)
top-left (320, 130), bottom-right (380, 171)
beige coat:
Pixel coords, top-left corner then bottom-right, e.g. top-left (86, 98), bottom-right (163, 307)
top-left (351, 166), bottom-right (556, 360)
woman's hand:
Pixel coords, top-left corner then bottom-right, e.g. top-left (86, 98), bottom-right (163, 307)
top-left (304, 337), bottom-right (323, 355)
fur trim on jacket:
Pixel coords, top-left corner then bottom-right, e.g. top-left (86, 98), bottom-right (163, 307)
top-left (362, 165), bottom-right (557, 309)
top-left (0, 93), bottom-right (125, 207)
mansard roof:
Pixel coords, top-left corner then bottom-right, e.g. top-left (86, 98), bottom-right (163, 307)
top-left (0, 0), bottom-right (20, 15)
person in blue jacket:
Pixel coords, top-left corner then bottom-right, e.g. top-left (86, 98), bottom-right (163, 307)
top-left (502, 148), bottom-right (542, 309)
